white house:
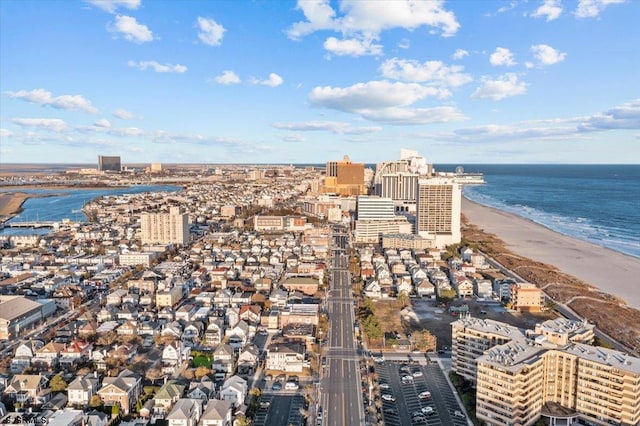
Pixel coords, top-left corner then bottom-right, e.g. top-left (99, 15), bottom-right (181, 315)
top-left (67, 373), bottom-right (100, 407)
top-left (199, 399), bottom-right (232, 426)
top-left (219, 376), bottom-right (247, 408)
top-left (166, 398), bottom-right (202, 426)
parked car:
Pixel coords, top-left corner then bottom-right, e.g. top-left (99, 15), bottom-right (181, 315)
top-left (421, 406), bottom-right (435, 415)
top-left (272, 381), bottom-right (282, 391)
top-left (418, 391), bottom-right (432, 400)
top-left (453, 410), bottom-right (466, 419)
top-left (401, 375), bottom-right (414, 384)
top-left (259, 401), bottom-right (271, 408)
top-left (381, 394), bottom-right (396, 402)
top-left (412, 370), bottom-right (423, 378)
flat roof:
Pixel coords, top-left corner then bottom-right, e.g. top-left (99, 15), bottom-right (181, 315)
top-left (0, 296), bottom-right (44, 322)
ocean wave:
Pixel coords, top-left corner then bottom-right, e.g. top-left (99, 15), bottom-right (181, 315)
top-left (464, 187), bottom-right (640, 259)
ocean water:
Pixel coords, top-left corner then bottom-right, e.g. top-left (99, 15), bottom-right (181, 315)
top-left (0, 185), bottom-right (181, 236)
top-left (436, 164), bottom-right (640, 259)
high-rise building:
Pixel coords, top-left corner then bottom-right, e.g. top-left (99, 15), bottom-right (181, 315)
top-left (321, 155), bottom-right (366, 196)
top-left (356, 196), bottom-right (395, 220)
top-left (98, 155), bottom-right (121, 172)
top-left (415, 177), bottom-right (461, 248)
top-left (140, 207), bottom-right (189, 245)
top-left (451, 317), bottom-right (640, 426)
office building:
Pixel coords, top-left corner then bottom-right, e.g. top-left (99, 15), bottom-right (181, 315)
top-left (451, 316), bottom-right (639, 426)
top-left (322, 155), bottom-right (366, 196)
top-left (356, 196), bottom-right (395, 220)
top-left (98, 155), bottom-right (121, 172)
top-left (415, 177), bottom-right (461, 248)
top-left (140, 207), bottom-right (190, 245)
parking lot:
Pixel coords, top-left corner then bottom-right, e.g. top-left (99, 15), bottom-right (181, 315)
top-left (253, 394), bottom-right (306, 426)
top-left (375, 362), bottom-right (467, 426)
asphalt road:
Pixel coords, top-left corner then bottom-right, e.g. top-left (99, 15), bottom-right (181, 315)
top-left (321, 229), bottom-right (365, 426)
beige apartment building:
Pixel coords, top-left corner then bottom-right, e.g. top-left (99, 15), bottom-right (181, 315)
top-left (140, 207), bottom-right (190, 245)
top-left (415, 177), bottom-right (461, 248)
top-left (452, 316), bottom-right (640, 426)
top-left (510, 283), bottom-right (545, 312)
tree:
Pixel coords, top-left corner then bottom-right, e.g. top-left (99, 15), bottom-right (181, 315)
top-left (89, 395), bottom-right (103, 408)
top-left (111, 403), bottom-right (120, 418)
top-left (145, 367), bottom-right (163, 384)
top-left (194, 366), bottom-right (211, 379)
top-left (397, 292), bottom-right (410, 308)
top-left (49, 374), bottom-right (67, 392)
top-left (236, 415), bottom-right (251, 426)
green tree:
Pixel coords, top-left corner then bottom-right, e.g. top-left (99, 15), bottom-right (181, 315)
top-left (111, 403), bottom-right (120, 418)
top-left (49, 374), bottom-right (67, 392)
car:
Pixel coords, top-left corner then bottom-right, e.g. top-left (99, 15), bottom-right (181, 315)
top-left (383, 408), bottom-right (398, 415)
top-left (401, 375), bottom-right (414, 384)
top-left (418, 391), bottom-right (432, 400)
top-left (453, 410), bottom-right (466, 419)
top-left (412, 415), bottom-right (426, 423)
top-left (381, 394), bottom-right (396, 402)
top-left (412, 410), bottom-right (424, 418)
top-left (399, 365), bottom-right (411, 373)
top-left (421, 406), bottom-right (434, 415)
top-left (285, 381), bottom-right (299, 390)
top-left (412, 370), bottom-right (423, 378)
top-left (379, 383), bottom-right (390, 389)
top-left (373, 357), bottom-right (384, 363)
top-left (259, 401), bottom-right (271, 408)
top-left (271, 381), bottom-right (282, 391)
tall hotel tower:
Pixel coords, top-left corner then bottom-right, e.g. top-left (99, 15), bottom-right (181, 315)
top-left (140, 207), bottom-right (190, 245)
top-left (415, 177), bottom-right (461, 248)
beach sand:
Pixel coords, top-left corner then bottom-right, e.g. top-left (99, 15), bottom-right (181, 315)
top-left (462, 197), bottom-right (640, 310)
top-left (0, 192), bottom-right (32, 217)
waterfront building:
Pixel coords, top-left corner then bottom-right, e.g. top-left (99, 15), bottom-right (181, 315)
top-left (356, 196), bottom-right (395, 220)
top-left (415, 177), bottom-right (462, 248)
top-left (98, 155), bottom-right (121, 172)
top-left (140, 207), bottom-right (190, 246)
top-left (451, 316), bottom-right (640, 426)
top-left (510, 283), bottom-right (545, 312)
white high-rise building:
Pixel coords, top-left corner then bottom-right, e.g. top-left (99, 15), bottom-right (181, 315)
top-left (140, 207), bottom-right (190, 245)
top-left (415, 177), bottom-right (461, 248)
top-left (356, 196), bottom-right (395, 220)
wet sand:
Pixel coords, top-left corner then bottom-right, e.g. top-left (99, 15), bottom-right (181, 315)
top-left (462, 197), bottom-right (640, 310)
top-left (0, 192), bottom-right (32, 217)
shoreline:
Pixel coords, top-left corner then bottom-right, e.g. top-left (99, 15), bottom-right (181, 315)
top-left (462, 196), bottom-right (640, 310)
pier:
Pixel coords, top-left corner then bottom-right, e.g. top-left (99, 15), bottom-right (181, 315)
top-left (5, 221), bottom-right (57, 228)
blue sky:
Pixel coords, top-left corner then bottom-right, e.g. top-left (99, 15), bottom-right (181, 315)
top-left (1, 0), bottom-right (639, 165)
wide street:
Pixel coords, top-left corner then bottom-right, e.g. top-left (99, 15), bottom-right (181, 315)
top-left (321, 228), bottom-right (365, 426)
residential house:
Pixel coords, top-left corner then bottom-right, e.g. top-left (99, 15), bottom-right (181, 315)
top-left (176, 304), bottom-right (198, 322)
top-left (67, 373), bottom-right (100, 407)
top-left (396, 277), bottom-right (413, 295)
top-left (219, 376), bottom-right (247, 408)
top-left (153, 380), bottom-right (186, 418)
top-left (85, 410), bottom-right (109, 426)
top-left (225, 320), bottom-right (250, 350)
top-left (237, 345), bottom-right (259, 375)
top-left (162, 321), bottom-right (184, 339)
top-left (162, 341), bottom-right (190, 374)
top-left (281, 277), bottom-right (319, 296)
top-left (97, 369), bottom-right (142, 415)
top-left (188, 376), bottom-right (216, 401)
top-left (265, 342), bottom-right (305, 373)
top-left (11, 339), bottom-right (44, 373)
top-left (199, 399), bottom-right (232, 426)
top-left (363, 280), bottom-right (381, 299)
top-left (212, 344), bottom-right (235, 375)
top-left (32, 341), bottom-right (65, 369)
top-left (116, 320), bottom-right (138, 337)
top-left (106, 343), bottom-right (136, 366)
top-left (59, 340), bottom-right (93, 369)
top-left (239, 305), bottom-right (261, 325)
top-left (167, 398), bottom-right (202, 426)
top-left (415, 279), bottom-right (435, 298)
top-left (204, 320), bottom-right (224, 346)
top-left (182, 321), bottom-right (204, 343)
top-left (4, 374), bottom-right (48, 405)
top-left (106, 289), bottom-right (127, 306)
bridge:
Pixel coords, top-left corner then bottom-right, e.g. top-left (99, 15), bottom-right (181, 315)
top-left (6, 221), bottom-right (57, 228)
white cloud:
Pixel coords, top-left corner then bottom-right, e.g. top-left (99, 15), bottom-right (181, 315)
top-left (308, 80), bottom-right (464, 125)
top-left (251, 73), bottom-right (283, 87)
top-left (196, 17), bottom-right (225, 46)
top-left (380, 58), bottom-right (472, 87)
top-left (213, 70), bottom-right (241, 85)
top-left (85, 0), bottom-right (140, 13)
top-left (128, 60), bottom-right (187, 73)
top-left (94, 118), bottom-right (111, 128)
top-left (575, 0), bottom-right (626, 18)
top-left (489, 47), bottom-right (517, 66)
top-left (12, 118), bottom-right (69, 132)
top-left (109, 15), bottom-right (153, 43)
top-left (281, 134), bottom-right (306, 142)
top-left (531, 0), bottom-right (563, 21)
top-left (108, 126), bottom-right (144, 137)
top-left (531, 44), bottom-right (567, 66)
top-left (272, 120), bottom-right (382, 134)
top-left (5, 89), bottom-right (98, 113)
top-left (0, 128), bottom-right (13, 138)
top-left (452, 49), bottom-right (469, 60)
top-left (323, 36), bottom-right (382, 56)
top-left (287, 0), bottom-right (460, 56)
top-left (113, 109), bottom-right (136, 119)
top-left (398, 38), bottom-right (411, 49)
top-left (471, 73), bottom-right (528, 100)
top-left (419, 98), bottom-right (640, 144)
